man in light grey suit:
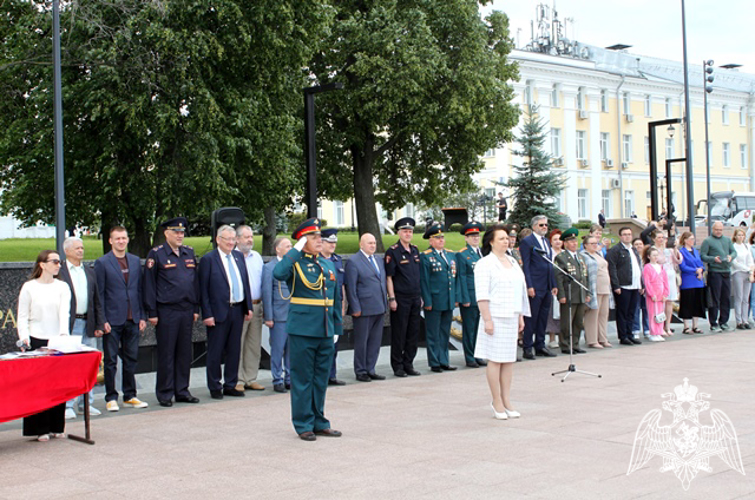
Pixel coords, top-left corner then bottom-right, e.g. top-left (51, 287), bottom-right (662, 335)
top-left (262, 237), bottom-right (293, 393)
top-left (345, 233), bottom-right (388, 382)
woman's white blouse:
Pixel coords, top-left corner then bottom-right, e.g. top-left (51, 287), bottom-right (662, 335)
top-left (17, 279), bottom-right (71, 342)
top-left (474, 253), bottom-right (531, 318)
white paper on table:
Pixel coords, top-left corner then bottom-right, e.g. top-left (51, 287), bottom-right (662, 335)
top-left (46, 335), bottom-right (97, 353)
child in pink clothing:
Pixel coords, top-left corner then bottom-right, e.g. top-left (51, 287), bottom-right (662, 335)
top-left (642, 247), bottom-right (670, 341)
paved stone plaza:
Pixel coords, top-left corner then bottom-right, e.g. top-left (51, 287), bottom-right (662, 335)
top-left (1, 327), bottom-right (753, 499)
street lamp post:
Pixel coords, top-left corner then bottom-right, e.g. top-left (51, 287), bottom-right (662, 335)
top-left (648, 118), bottom-right (682, 222)
top-left (52, 0), bottom-right (65, 255)
top-left (681, 0), bottom-right (695, 239)
top-left (703, 60), bottom-right (715, 236)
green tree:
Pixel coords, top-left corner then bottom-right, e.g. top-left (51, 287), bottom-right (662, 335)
top-left (504, 105), bottom-right (566, 229)
top-left (309, 2), bottom-right (519, 251)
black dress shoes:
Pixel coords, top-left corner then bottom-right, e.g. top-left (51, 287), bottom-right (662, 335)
top-left (619, 338), bottom-right (634, 345)
top-left (356, 374), bottom-right (371, 382)
top-left (430, 366), bottom-right (443, 373)
top-left (299, 431), bottom-right (316, 442)
top-left (405, 369), bottom-right (421, 376)
top-left (210, 390), bottom-right (224, 400)
top-left (561, 349), bottom-right (571, 354)
top-left (466, 361), bottom-right (480, 368)
top-left (572, 347), bottom-right (586, 354)
top-left (158, 400), bottom-right (173, 407)
top-left (475, 359), bottom-right (488, 366)
top-left (315, 428), bottom-right (342, 437)
top-left (630, 338), bottom-right (642, 345)
top-left (440, 365), bottom-right (457, 371)
top-left (175, 395), bottom-right (199, 404)
top-left (394, 369), bottom-right (408, 378)
top-left (522, 348), bottom-right (535, 360)
top-left (536, 347), bottom-right (556, 357)
top-left (328, 378), bottom-right (346, 386)
top-left (223, 388), bottom-right (245, 397)
top-left (368, 373), bottom-right (386, 380)
top-left (273, 384), bottom-right (286, 393)
top-left (285, 383), bottom-right (291, 390)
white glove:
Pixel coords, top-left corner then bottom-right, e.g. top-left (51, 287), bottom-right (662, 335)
top-left (294, 236), bottom-right (308, 251)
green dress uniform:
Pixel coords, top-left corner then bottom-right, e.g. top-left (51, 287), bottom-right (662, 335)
top-left (420, 243), bottom-right (460, 369)
top-left (554, 248), bottom-right (590, 353)
top-left (457, 243), bottom-right (482, 365)
top-left (273, 246), bottom-right (342, 435)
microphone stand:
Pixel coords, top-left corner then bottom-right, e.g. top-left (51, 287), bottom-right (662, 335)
top-left (534, 249), bottom-right (602, 382)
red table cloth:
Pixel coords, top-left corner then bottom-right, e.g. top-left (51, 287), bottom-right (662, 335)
top-left (0, 351), bottom-right (101, 424)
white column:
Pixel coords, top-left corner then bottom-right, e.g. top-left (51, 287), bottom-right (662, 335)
top-left (562, 85), bottom-right (579, 220)
top-left (587, 89), bottom-right (602, 220)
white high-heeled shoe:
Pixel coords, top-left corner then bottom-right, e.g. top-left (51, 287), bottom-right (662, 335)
top-left (490, 403), bottom-right (508, 420)
top-left (504, 408), bottom-right (521, 418)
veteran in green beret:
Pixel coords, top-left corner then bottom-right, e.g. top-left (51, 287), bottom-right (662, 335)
top-left (456, 221), bottom-right (487, 368)
top-left (420, 222), bottom-right (461, 372)
top-left (554, 227), bottom-right (591, 355)
top-left (273, 218), bottom-right (343, 441)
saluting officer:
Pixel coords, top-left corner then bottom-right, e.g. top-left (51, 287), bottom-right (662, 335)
top-left (384, 217), bottom-right (422, 377)
top-left (456, 221), bottom-right (488, 368)
top-left (143, 217), bottom-right (201, 407)
top-left (273, 218), bottom-right (343, 442)
top-left (320, 228), bottom-right (347, 386)
top-left (420, 222), bottom-right (460, 373)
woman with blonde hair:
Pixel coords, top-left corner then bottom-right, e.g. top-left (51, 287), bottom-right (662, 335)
top-left (731, 228), bottom-right (754, 329)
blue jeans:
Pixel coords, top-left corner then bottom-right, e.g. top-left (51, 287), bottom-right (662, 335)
top-left (67, 319), bottom-right (98, 409)
top-left (269, 321), bottom-right (290, 386)
top-left (750, 283), bottom-right (755, 321)
top-left (632, 297), bottom-right (650, 334)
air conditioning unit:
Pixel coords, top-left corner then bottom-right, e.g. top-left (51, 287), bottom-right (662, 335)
top-left (580, 159), bottom-right (589, 168)
top-left (625, 113), bottom-right (634, 123)
top-left (579, 110), bottom-right (588, 120)
top-left (610, 178), bottom-right (621, 188)
top-left (554, 157), bottom-right (564, 166)
top-left (621, 162), bottom-right (629, 170)
top-left (604, 159), bottom-right (614, 168)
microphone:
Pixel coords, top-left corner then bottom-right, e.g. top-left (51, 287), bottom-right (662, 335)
top-left (16, 339), bottom-right (28, 352)
top-left (533, 247), bottom-right (547, 254)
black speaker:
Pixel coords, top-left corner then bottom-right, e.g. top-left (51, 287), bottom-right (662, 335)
top-left (210, 207), bottom-right (245, 248)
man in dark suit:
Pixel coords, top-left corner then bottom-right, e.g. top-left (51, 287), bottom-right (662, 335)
top-left (262, 236), bottom-right (293, 393)
top-left (58, 237), bottom-right (105, 419)
top-left (598, 209), bottom-right (606, 229)
top-left (346, 232), bottom-right (388, 382)
top-left (554, 228), bottom-right (591, 354)
top-left (94, 226), bottom-right (148, 412)
top-left (519, 215), bottom-right (558, 359)
top-left (199, 224), bottom-right (253, 399)
top-left (606, 226), bottom-right (644, 345)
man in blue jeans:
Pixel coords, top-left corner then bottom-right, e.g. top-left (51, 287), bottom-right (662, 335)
top-left (95, 227), bottom-right (149, 412)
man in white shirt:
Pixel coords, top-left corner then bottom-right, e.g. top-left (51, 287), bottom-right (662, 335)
top-left (235, 225), bottom-right (266, 391)
top-left (58, 237), bottom-right (105, 419)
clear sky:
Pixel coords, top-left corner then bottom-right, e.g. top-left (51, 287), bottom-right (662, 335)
top-left (482, 0), bottom-right (755, 73)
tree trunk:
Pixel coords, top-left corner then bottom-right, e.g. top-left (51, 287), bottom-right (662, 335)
top-left (262, 206), bottom-right (277, 256)
top-left (352, 146), bottom-right (384, 252)
top-left (130, 217), bottom-right (152, 258)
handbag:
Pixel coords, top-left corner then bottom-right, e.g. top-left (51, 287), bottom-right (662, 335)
top-left (654, 312), bottom-right (666, 324)
top-left (552, 294), bottom-right (560, 320)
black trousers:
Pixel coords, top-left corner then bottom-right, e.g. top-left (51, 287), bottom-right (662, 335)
top-left (103, 320), bottom-right (140, 402)
top-left (23, 337), bottom-right (66, 437)
top-left (390, 295), bottom-right (421, 372)
top-left (206, 304), bottom-right (244, 392)
top-left (707, 271), bottom-right (731, 327)
top-left (156, 305), bottom-right (195, 401)
top-left (613, 289), bottom-right (640, 341)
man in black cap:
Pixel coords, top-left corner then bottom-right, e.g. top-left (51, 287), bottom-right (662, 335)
top-left (420, 222), bottom-right (460, 372)
top-left (321, 228), bottom-right (346, 386)
top-left (456, 221), bottom-right (487, 368)
top-left (143, 217), bottom-right (201, 407)
top-left (384, 217), bottom-right (422, 377)
top-left (554, 228), bottom-right (590, 354)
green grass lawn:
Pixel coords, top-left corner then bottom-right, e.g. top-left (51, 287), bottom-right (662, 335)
top-left (0, 230), bottom-right (618, 262)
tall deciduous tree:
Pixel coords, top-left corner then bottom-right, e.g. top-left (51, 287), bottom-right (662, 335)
top-left (504, 105), bottom-right (566, 229)
top-left (309, 2), bottom-right (519, 250)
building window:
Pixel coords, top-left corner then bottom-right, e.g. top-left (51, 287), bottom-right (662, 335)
top-left (623, 134), bottom-right (633, 163)
top-left (577, 87), bottom-right (585, 111)
top-left (578, 189), bottom-right (588, 219)
top-left (600, 90), bottom-right (608, 112)
top-left (317, 203), bottom-right (323, 220)
top-left (601, 190), bottom-right (611, 217)
top-left (405, 203), bottom-right (415, 218)
top-left (624, 190), bottom-right (634, 217)
top-left (600, 132), bottom-right (610, 160)
top-left (723, 143), bottom-right (730, 168)
top-left (576, 131), bottom-right (586, 160)
top-left (524, 80), bottom-right (533, 106)
top-left (722, 105), bottom-right (729, 125)
top-left (551, 84), bottom-right (560, 108)
top-left (644, 95), bottom-right (652, 117)
top-left (551, 128), bottom-right (562, 157)
top-left (740, 106), bottom-right (746, 127)
top-left (644, 136), bottom-right (649, 164)
top-left (665, 98), bottom-right (672, 118)
top-left (622, 92), bottom-right (631, 115)
top-left (665, 138), bottom-right (674, 158)
top-left (334, 201), bottom-right (345, 226)
top-left (741, 144), bottom-right (748, 169)
top-left (483, 149), bottom-right (495, 158)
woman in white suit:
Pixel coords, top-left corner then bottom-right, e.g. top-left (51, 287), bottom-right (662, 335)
top-left (474, 224), bottom-right (531, 420)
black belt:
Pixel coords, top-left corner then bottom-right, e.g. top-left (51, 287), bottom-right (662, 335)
top-left (230, 302), bottom-right (243, 307)
top-left (75, 314), bottom-right (87, 319)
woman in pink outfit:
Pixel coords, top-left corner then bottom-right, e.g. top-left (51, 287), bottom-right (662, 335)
top-left (642, 247), bottom-right (669, 341)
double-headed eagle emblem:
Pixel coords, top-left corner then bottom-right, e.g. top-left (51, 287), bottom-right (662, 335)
top-left (627, 378), bottom-right (745, 490)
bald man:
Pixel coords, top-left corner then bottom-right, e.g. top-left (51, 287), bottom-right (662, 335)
top-left (345, 233), bottom-right (388, 381)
